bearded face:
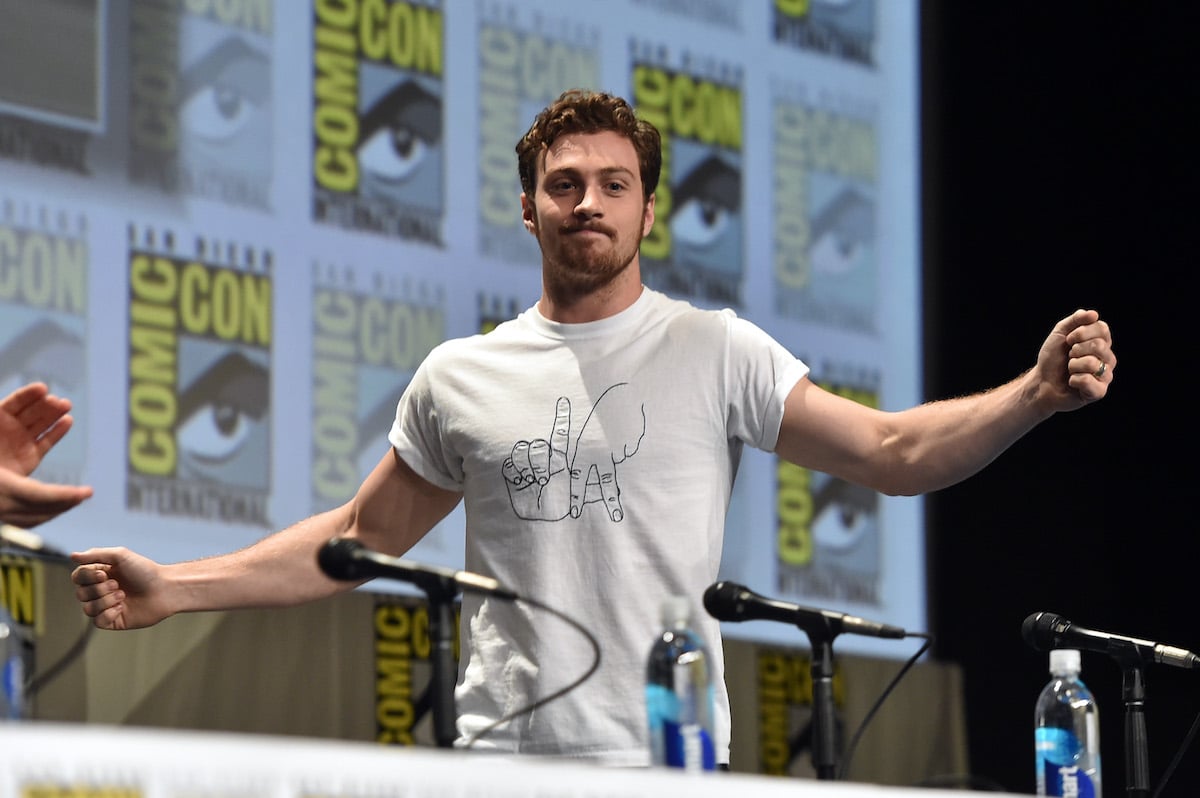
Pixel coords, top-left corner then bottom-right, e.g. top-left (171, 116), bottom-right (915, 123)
top-left (522, 131), bottom-right (655, 304)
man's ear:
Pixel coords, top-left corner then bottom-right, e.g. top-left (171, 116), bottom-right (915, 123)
top-left (642, 193), bottom-right (656, 237)
top-left (520, 193), bottom-right (537, 235)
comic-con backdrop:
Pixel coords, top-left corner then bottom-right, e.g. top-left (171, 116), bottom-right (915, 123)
top-left (0, 0), bottom-right (920, 658)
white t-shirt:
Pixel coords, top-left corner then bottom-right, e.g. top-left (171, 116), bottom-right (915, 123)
top-left (390, 287), bottom-right (809, 765)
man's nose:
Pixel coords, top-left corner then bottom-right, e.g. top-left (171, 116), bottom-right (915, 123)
top-left (574, 183), bottom-right (604, 217)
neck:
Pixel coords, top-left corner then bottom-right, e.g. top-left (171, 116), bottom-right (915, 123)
top-left (538, 264), bottom-right (644, 323)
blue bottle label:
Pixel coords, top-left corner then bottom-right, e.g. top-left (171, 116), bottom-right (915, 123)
top-left (1036, 727), bottom-right (1098, 797)
top-left (646, 683), bottom-right (715, 770)
top-left (2, 654), bottom-right (23, 720)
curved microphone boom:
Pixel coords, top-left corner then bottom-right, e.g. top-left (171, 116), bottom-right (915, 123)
top-left (1022, 611), bottom-right (1200, 670)
top-left (318, 537), bottom-right (518, 600)
top-left (703, 581), bottom-right (907, 639)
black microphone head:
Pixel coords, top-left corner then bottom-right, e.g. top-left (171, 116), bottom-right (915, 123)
top-left (703, 581), bottom-right (748, 622)
top-left (317, 537), bottom-right (368, 581)
top-left (1022, 611), bottom-right (1065, 651)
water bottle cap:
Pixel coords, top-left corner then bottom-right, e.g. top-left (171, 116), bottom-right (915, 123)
top-left (1049, 648), bottom-right (1081, 675)
top-left (660, 595), bottom-right (692, 628)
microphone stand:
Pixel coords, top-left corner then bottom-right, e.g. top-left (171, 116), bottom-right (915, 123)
top-left (809, 635), bottom-right (839, 780)
top-left (421, 577), bottom-right (460, 749)
top-left (316, 539), bottom-right (473, 748)
top-left (796, 619), bottom-right (840, 780)
top-left (1110, 643), bottom-right (1151, 798)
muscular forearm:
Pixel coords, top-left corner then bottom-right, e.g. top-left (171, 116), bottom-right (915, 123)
top-left (874, 368), bottom-right (1052, 496)
top-left (163, 506), bottom-right (362, 615)
top-left (160, 452), bottom-right (460, 615)
top-left (73, 450), bottom-right (460, 632)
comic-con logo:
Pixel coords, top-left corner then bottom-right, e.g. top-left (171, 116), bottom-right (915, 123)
top-left (126, 227), bottom-right (272, 525)
top-left (631, 52), bottom-right (744, 306)
top-left (775, 377), bottom-right (880, 604)
top-left (128, 0), bottom-right (274, 207)
top-left (310, 271), bottom-right (445, 511)
top-left (312, 0), bottom-right (445, 244)
top-left (0, 207), bottom-right (88, 484)
top-left (772, 93), bottom-right (878, 333)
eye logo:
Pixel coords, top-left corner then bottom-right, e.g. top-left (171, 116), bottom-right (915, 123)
top-left (180, 36), bottom-right (271, 147)
top-left (809, 187), bottom-right (874, 277)
top-left (811, 478), bottom-right (876, 553)
top-left (670, 155), bottom-right (741, 249)
top-left (126, 23), bottom-right (276, 209)
top-left (357, 79), bottom-right (443, 206)
top-left (664, 149), bottom-right (744, 304)
top-left (0, 318), bottom-right (85, 402)
top-left (176, 349), bottom-right (269, 482)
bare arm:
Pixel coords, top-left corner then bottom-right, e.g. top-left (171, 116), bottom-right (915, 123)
top-left (71, 450), bottom-right (462, 630)
top-left (776, 309), bottom-right (1115, 496)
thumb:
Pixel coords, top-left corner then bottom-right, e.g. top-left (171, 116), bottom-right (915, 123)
top-left (1051, 308), bottom-right (1099, 338)
top-left (69, 546), bottom-right (127, 567)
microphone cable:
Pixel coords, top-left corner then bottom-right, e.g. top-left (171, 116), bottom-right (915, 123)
top-left (836, 631), bottom-right (933, 782)
top-left (1151, 703), bottom-right (1200, 798)
top-left (314, 537), bottom-right (601, 748)
top-left (26, 620), bottom-right (95, 699)
top-left (1, 540), bottom-right (97, 701)
top-left (461, 592), bottom-right (601, 749)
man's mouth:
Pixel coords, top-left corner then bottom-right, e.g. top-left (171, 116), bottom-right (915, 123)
top-left (564, 225), bottom-right (611, 238)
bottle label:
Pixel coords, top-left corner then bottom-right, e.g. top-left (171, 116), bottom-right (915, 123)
top-left (2, 653), bottom-right (23, 720)
top-left (1036, 727), bottom-right (1099, 797)
top-left (646, 683), bottom-right (716, 770)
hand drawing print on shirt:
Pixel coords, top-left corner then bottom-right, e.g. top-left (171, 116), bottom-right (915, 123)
top-left (501, 383), bottom-right (646, 523)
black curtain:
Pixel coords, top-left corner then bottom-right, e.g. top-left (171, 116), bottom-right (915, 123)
top-left (922, 1), bottom-right (1198, 794)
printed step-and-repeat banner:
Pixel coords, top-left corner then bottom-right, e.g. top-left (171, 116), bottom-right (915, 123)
top-left (0, 0), bottom-right (921, 662)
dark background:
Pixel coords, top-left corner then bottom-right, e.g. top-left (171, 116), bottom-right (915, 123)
top-left (921, 2), bottom-right (1196, 795)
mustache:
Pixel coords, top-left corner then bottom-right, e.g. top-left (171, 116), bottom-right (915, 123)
top-left (559, 222), bottom-right (615, 236)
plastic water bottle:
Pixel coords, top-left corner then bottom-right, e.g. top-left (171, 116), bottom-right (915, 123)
top-left (1035, 649), bottom-right (1101, 797)
top-left (645, 595), bottom-right (716, 771)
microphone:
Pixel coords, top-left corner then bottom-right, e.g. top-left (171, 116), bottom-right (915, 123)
top-left (317, 537), bottom-right (518, 601)
top-left (703, 581), bottom-right (907, 639)
top-left (1022, 611), bottom-right (1200, 670)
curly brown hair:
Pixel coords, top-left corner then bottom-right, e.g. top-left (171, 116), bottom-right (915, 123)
top-left (516, 89), bottom-right (662, 203)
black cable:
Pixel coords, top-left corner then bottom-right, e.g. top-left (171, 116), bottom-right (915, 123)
top-left (1151, 704), bottom-right (1200, 798)
top-left (26, 621), bottom-right (95, 697)
top-left (461, 593), bottom-right (601, 749)
top-left (836, 632), bottom-right (934, 781)
top-left (1, 542), bottom-right (96, 699)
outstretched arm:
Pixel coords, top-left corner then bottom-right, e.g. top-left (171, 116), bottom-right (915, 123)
top-left (0, 382), bottom-right (93, 527)
top-left (71, 449), bottom-right (462, 630)
top-left (775, 309), bottom-right (1114, 496)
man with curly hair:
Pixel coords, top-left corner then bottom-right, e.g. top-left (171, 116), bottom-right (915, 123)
top-left (72, 90), bottom-right (1115, 767)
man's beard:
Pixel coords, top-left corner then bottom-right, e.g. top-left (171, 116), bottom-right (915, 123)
top-left (537, 221), bottom-right (643, 302)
